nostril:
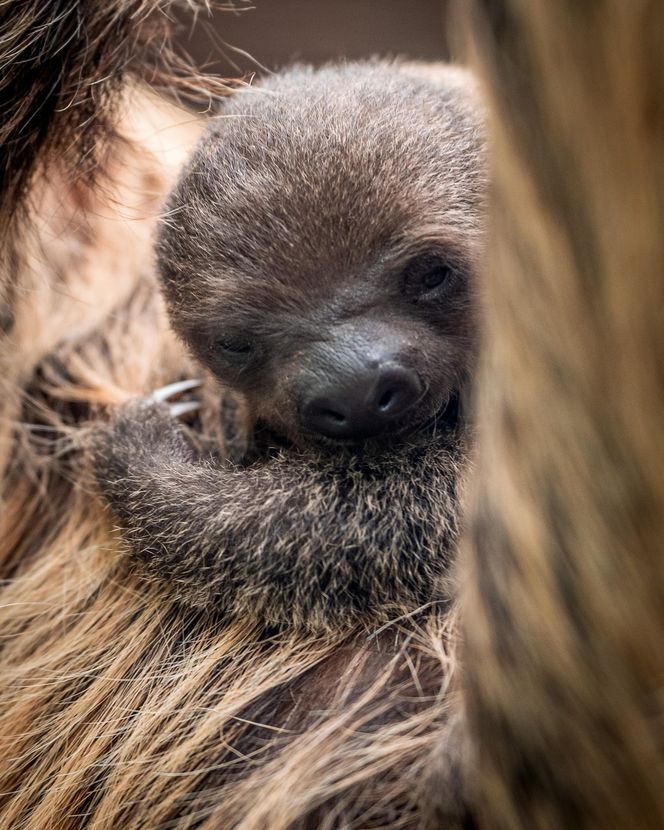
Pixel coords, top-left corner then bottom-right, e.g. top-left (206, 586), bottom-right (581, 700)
top-left (378, 389), bottom-right (394, 411)
top-left (372, 365), bottom-right (423, 419)
top-left (300, 398), bottom-right (352, 437)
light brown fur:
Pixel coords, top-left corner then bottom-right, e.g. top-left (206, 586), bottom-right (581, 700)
top-left (453, 1), bottom-right (664, 827)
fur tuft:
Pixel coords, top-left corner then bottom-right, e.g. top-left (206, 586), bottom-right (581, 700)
top-left (0, 0), bottom-right (229, 235)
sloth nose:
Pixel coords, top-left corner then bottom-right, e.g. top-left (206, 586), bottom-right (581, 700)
top-left (301, 362), bottom-right (423, 440)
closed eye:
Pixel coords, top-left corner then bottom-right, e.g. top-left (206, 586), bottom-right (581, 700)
top-left (214, 338), bottom-right (254, 361)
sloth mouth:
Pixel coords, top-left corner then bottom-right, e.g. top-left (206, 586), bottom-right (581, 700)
top-left (415, 392), bottom-right (461, 435)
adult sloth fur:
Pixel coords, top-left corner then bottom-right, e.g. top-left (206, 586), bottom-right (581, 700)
top-left (0, 2), bottom-right (468, 828)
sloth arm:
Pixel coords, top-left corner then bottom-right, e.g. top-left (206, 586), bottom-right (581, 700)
top-left (92, 400), bottom-right (461, 628)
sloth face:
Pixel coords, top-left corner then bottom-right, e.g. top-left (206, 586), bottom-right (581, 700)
top-left (157, 63), bottom-right (485, 448)
top-left (185, 243), bottom-right (475, 447)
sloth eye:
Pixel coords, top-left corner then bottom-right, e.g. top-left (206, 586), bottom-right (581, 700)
top-left (422, 264), bottom-right (453, 290)
top-left (402, 255), bottom-right (459, 300)
top-left (214, 338), bottom-right (254, 360)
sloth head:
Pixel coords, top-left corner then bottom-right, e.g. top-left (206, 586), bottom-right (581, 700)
top-left (158, 63), bottom-right (486, 448)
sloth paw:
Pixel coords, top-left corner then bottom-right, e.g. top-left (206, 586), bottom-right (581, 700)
top-left (91, 382), bottom-right (203, 509)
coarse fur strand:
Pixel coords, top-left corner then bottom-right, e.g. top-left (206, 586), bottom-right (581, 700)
top-left (0, 0), bottom-right (232, 325)
top-left (451, 1), bottom-right (664, 827)
top-left (0, 0), bottom-right (229, 232)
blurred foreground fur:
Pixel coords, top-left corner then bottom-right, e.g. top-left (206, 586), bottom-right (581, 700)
top-left (0, 2), bottom-right (458, 827)
top-left (455, 1), bottom-right (664, 827)
top-left (0, 0), bottom-right (229, 242)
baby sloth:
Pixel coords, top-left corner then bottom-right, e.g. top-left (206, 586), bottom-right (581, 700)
top-left (93, 62), bottom-right (485, 631)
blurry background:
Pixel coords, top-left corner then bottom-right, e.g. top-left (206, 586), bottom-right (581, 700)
top-left (176, 0), bottom-right (451, 77)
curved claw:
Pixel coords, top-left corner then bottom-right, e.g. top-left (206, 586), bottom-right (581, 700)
top-left (150, 379), bottom-right (202, 403)
top-left (169, 400), bottom-right (201, 419)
